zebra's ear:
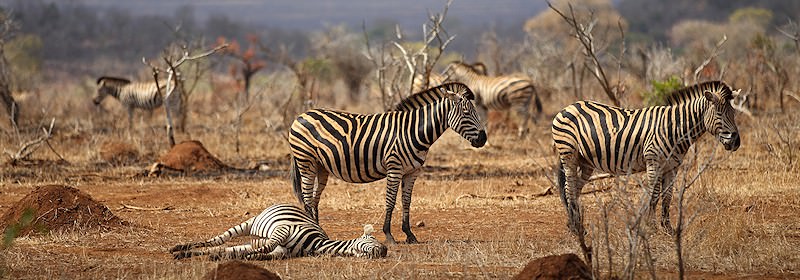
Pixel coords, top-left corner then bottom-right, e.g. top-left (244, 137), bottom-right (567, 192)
top-left (703, 89), bottom-right (719, 103)
top-left (730, 88), bottom-right (741, 100)
top-left (363, 224), bottom-right (375, 236)
top-left (461, 89), bottom-right (475, 101)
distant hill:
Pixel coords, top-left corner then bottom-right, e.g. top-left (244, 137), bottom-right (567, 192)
top-left (617, 0), bottom-right (800, 42)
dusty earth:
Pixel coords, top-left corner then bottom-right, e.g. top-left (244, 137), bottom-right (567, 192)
top-left (203, 261), bottom-right (282, 280)
top-left (1, 121), bottom-right (799, 279)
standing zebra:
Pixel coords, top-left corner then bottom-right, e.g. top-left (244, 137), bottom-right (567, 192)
top-left (289, 82), bottom-right (487, 244)
top-left (443, 61), bottom-right (542, 137)
top-left (552, 81), bottom-right (740, 237)
top-left (411, 63), bottom-right (485, 92)
top-left (171, 203), bottom-right (388, 260)
top-left (93, 76), bottom-right (179, 129)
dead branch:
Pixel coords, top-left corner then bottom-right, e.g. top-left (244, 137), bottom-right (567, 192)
top-left (549, 2), bottom-right (619, 106)
top-left (4, 118), bottom-right (63, 164)
top-left (692, 35), bottom-right (727, 84)
top-left (364, 0), bottom-right (455, 110)
top-left (143, 43), bottom-right (227, 146)
top-left (119, 204), bottom-right (174, 211)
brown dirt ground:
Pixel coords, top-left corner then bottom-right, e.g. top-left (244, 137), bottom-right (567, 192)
top-left (203, 261), bottom-right (282, 280)
top-left (0, 185), bottom-right (127, 237)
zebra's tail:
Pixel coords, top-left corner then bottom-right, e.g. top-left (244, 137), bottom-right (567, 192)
top-left (290, 156), bottom-right (304, 206)
top-left (556, 159), bottom-right (568, 210)
top-left (532, 86), bottom-right (543, 115)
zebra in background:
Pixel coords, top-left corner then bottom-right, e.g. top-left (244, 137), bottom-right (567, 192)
top-left (289, 82), bottom-right (487, 244)
top-left (171, 203), bottom-right (388, 260)
top-left (411, 63), bottom-right (486, 92)
top-left (552, 81), bottom-right (740, 237)
top-left (443, 61), bottom-right (542, 137)
top-left (93, 76), bottom-right (180, 129)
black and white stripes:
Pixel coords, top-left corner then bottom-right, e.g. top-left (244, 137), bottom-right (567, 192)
top-left (93, 76), bottom-right (177, 128)
top-left (444, 61), bottom-right (542, 137)
top-left (289, 82), bottom-right (486, 244)
top-left (170, 203), bottom-right (388, 260)
top-left (551, 81), bottom-right (740, 235)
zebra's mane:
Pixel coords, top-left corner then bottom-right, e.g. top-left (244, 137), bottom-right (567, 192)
top-left (392, 82), bottom-right (473, 112)
top-left (97, 76), bottom-right (132, 85)
top-left (664, 80), bottom-right (732, 105)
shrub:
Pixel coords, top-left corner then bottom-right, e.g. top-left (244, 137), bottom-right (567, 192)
top-left (642, 76), bottom-right (682, 106)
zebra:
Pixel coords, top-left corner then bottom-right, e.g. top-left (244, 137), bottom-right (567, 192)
top-left (289, 82), bottom-right (487, 244)
top-left (551, 80), bottom-right (741, 237)
top-left (93, 76), bottom-right (179, 129)
top-left (411, 63), bottom-right (486, 92)
top-left (170, 203), bottom-right (388, 260)
top-left (443, 61), bottom-right (543, 137)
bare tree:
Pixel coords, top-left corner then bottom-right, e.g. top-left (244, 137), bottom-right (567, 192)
top-left (144, 44), bottom-right (226, 146)
top-left (549, 2), bottom-right (622, 106)
top-left (0, 12), bottom-right (18, 127)
top-left (363, 0), bottom-right (456, 110)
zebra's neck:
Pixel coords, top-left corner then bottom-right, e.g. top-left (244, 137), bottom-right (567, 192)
top-left (410, 101), bottom-right (451, 150)
top-left (668, 98), bottom-right (709, 155)
top-left (314, 238), bottom-right (360, 257)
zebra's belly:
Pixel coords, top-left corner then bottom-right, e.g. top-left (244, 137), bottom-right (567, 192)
top-left (321, 161), bottom-right (388, 184)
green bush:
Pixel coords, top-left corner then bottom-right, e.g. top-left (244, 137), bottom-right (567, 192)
top-left (642, 76), bottom-right (683, 106)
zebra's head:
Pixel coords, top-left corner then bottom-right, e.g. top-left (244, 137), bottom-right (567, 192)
top-left (94, 76), bottom-right (131, 105)
top-left (443, 83), bottom-right (487, 148)
top-left (702, 83), bottom-right (740, 151)
top-left (443, 61), bottom-right (486, 80)
top-left (350, 224), bottom-right (388, 259)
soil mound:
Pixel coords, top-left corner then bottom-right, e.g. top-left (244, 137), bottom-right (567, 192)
top-left (512, 253), bottom-right (591, 280)
top-left (99, 140), bottom-right (139, 165)
top-left (0, 185), bottom-right (127, 237)
top-left (203, 261), bottom-right (281, 280)
top-left (149, 140), bottom-right (234, 176)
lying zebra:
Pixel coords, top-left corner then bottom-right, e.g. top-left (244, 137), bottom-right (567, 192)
top-left (171, 203), bottom-right (388, 260)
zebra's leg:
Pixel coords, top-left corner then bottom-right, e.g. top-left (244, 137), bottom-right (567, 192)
top-left (309, 168), bottom-right (329, 223)
top-left (561, 154), bottom-right (588, 236)
top-left (210, 225), bottom-right (290, 261)
top-left (127, 106), bottom-right (134, 130)
top-left (171, 217), bottom-right (255, 259)
top-left (245, 246), bottom-right (289, 261)
top-left (516, 103), bottom-right (531, 138)
top-left (400, 170), bottom-right (421, 244)
top-left (297, 163), bottom-right (320, 222)
top-left (659, 169), bottom-right (677, 235)
top-left (645, 158), bottom-right (664, 227)
top-left (383, 168), bottom-right (403, 245)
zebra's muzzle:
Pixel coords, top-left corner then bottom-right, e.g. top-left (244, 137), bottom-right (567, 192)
top-left (720, 132), bottom-right (740, 151)
top-left (471, 130), bottom-right (487, 148)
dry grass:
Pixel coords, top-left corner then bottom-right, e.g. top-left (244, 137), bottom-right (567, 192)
top-left (0, 78), bottom-right (799, 279)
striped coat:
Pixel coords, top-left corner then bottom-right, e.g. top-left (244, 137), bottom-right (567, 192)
top-left (171, 203), bottom-right (388, 260)
top-left (289, 82), bottom-right (486, 244)
top-left (94, 76), bottom-right (179, 128)
top-left (552, 81), bottom-right (741, 236)
top-left (444, 61), bottom-right (542, 137)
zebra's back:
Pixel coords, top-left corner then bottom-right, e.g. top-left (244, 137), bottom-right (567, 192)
top-left (289, 109), bottom-right (404, 183)
top-left (552, 100), bottom-right (666, 174)
top-left (117, 82), bottom-right (164, 110)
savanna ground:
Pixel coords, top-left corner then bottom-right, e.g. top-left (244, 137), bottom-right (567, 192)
top-left (0, 78), bottom-right (799, 279)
